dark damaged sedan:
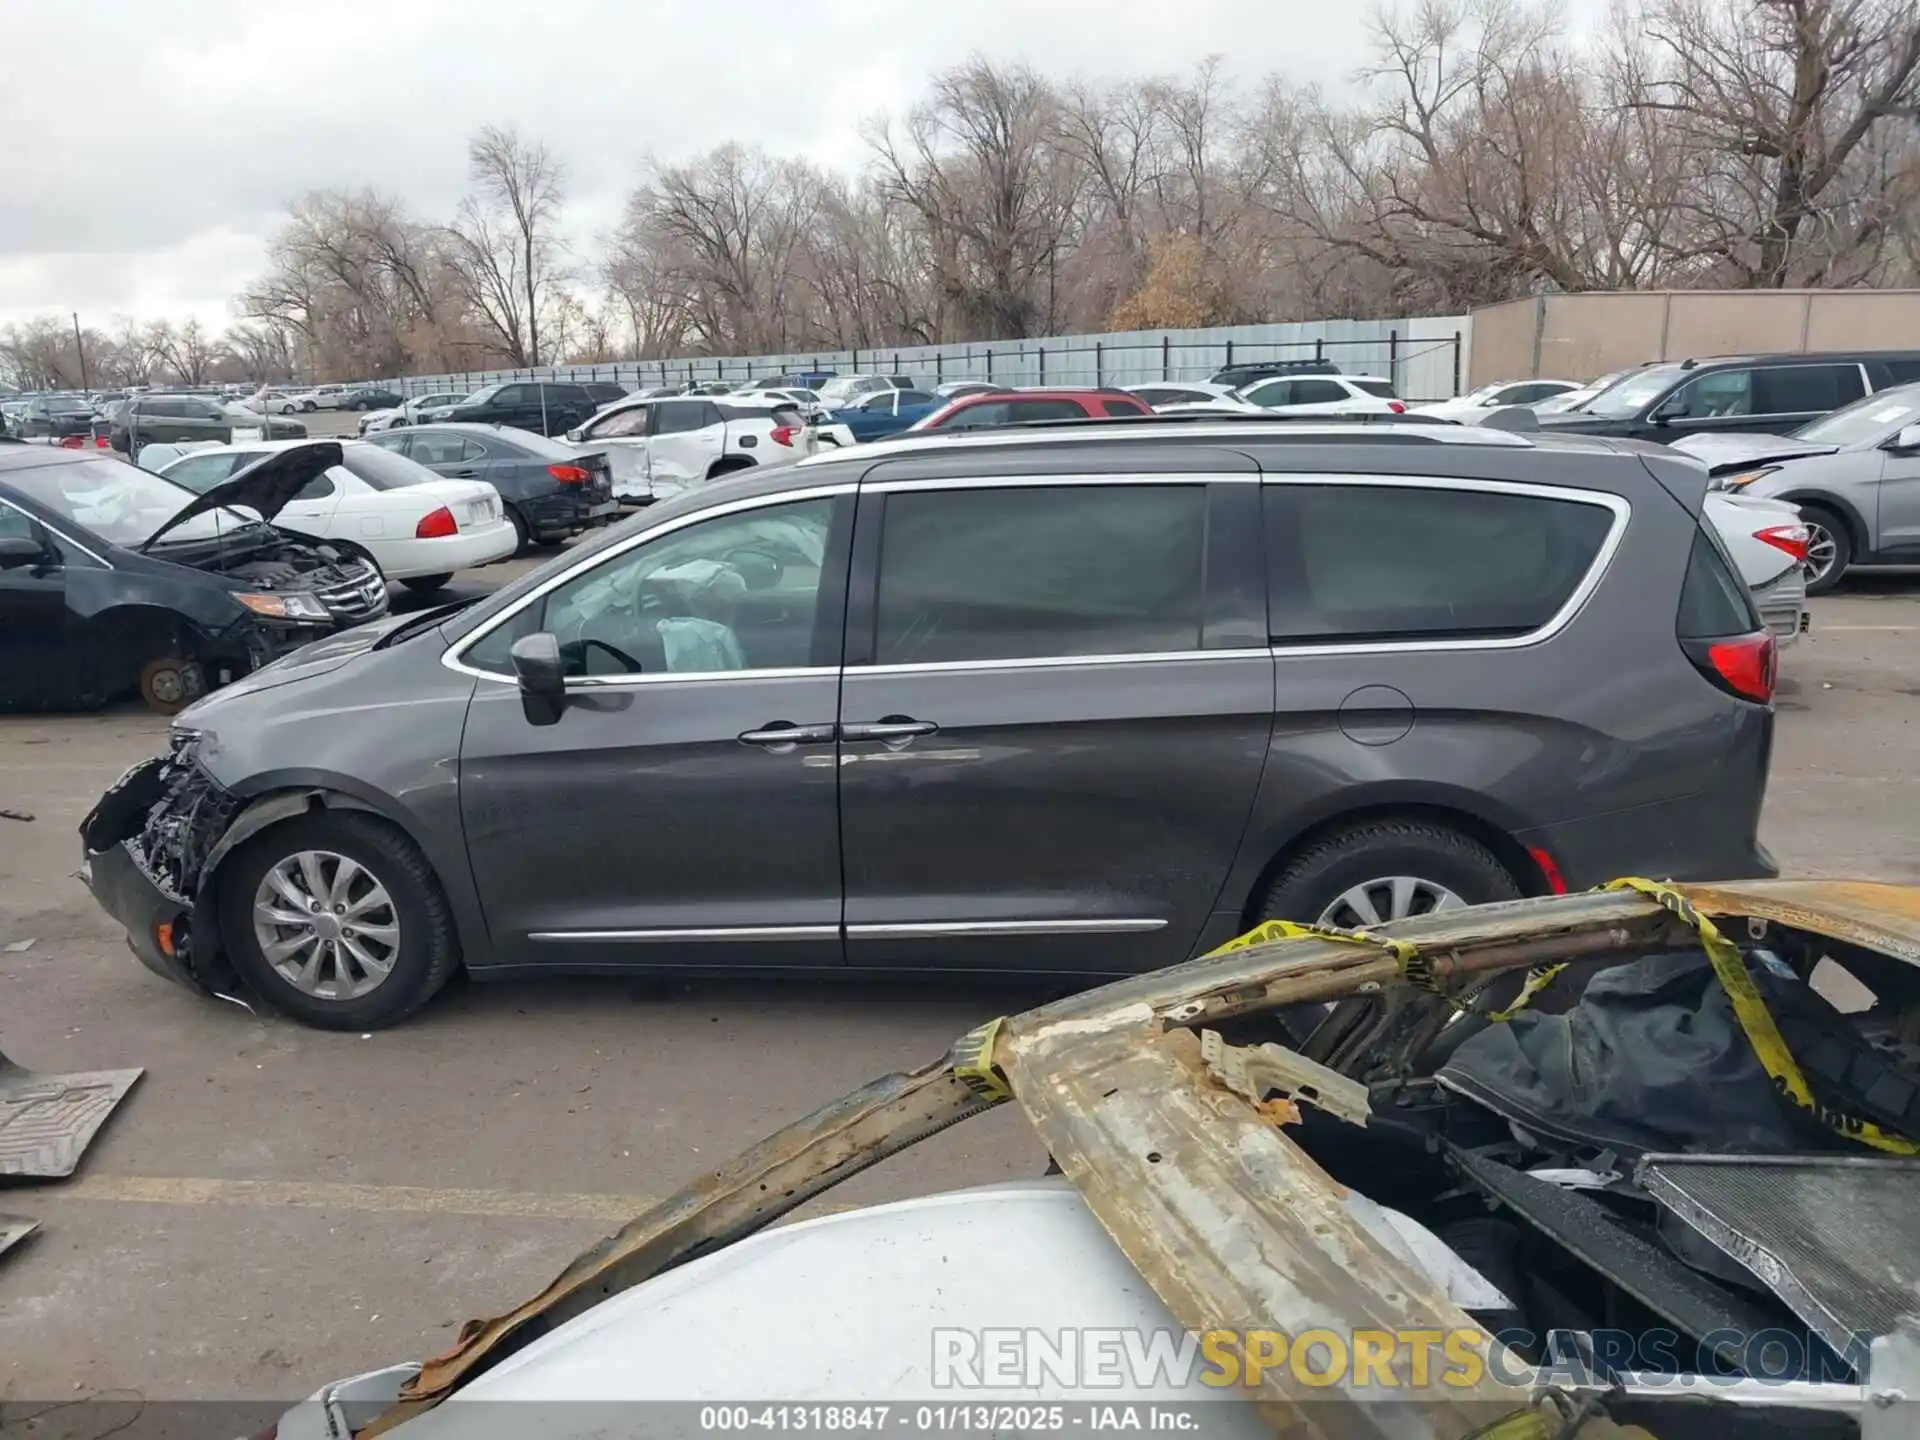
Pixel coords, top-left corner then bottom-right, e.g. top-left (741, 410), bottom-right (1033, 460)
top-left (0, 441), bottom-right (388, 712)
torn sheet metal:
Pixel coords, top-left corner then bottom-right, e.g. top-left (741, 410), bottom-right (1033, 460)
top-left (0, 1049), bottom-right (142, 1179)
top-left (1200, 1028), bottom-right (1371, 1126)
top-left (0, 1214), bottom-right (37, 1262)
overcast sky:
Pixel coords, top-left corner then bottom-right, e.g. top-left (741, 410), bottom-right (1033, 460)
top-left (0, 0), bottom-right (1401, 334)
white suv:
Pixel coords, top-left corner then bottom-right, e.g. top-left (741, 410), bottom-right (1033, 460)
top-left (1234, 373), bottom-right (1405, 414)
top-left (566, 394), bottom-right (815, 503)
top-left (291, 384), bottom-right (350, 412)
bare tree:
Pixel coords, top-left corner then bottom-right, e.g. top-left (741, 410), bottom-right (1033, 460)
top-left (450, 124), bottom-right (569, 366)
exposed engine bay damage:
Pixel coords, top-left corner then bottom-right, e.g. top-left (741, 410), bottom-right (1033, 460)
top-left (360, 881), bottom-right (1920, 1440)
top-left (82, 733), bottom-right (238, 910)
top-left (190, 535), bottom-right (372, 594)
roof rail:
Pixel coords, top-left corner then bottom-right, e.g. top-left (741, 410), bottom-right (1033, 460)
top-left (965, 409), bottom-right (1467, 433)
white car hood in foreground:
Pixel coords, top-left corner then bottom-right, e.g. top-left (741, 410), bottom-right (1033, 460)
top-left (354, 1178), bottom-right (1498, 1440)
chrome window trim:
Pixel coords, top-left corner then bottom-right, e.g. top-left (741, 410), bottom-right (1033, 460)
top-left (529, 925), bottom-right (839, 943)
top-left (1263, 473), bottom-right (1630, 657)
top-left (846, 918), bottom-right (1168, 938)
top-left (0, 495), bottom-right (112, 568)
top-left (796, 420), bottom-right (1534, 466)
top-left (441, 481), bottom-right (857, 685)
top-left (863, 471), bottom-right (1250, 493)
top-left (854, 648), bottom-right (1270, 678)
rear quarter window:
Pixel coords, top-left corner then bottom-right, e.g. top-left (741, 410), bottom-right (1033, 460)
top-left (1264, 483), bottom-right (1619, 643)
top-left (1676, 525), bottom-right (1763, 638)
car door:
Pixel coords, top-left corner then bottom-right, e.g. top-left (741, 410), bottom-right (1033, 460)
top-left (576, 403), bottom-right (653, 495)
top-left (272, 469), bottom-right (346, 541)
top-left (647, 400), bottom-right (725, 483)
top-left (0, 499), bottom-right (75, 705)
top-left (451, 488), bottom-right (855, 967)
top-left (835, 465), bottom-right (1274, 975)
top-left (402, 432), bottom-right (489, 481)
top-left (1876, 425), bottom-right (1920, 557)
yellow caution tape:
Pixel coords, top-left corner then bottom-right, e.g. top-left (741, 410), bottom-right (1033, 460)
top-left (1607, 877), bottom-right (1920, 1155)
top-left (951, 1016), bottom-right (1013, 1103)
top-left (1202, 918), bottom-right (1561, 1021)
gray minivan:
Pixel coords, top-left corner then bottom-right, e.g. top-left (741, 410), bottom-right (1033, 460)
top-left (80, 418), bottom-right (1778, 1029)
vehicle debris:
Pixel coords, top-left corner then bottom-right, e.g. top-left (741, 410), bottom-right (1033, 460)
top-left (0, 1045), bottom-right (143, 1180)
top-left (0, 1215), bottom-right (37, 1264)
top-left (279, 879), bottom-right (1920, 1439)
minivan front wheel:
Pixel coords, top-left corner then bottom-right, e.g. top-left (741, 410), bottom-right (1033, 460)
top-left (219, 813), bottom-right (460, 1030)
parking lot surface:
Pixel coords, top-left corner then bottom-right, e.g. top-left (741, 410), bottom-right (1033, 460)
top-left (0, 555), bottom-right (1915, 1405)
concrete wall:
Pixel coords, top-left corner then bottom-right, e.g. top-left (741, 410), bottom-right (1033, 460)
top-left (1468, 290), bottom-right (1920, 385)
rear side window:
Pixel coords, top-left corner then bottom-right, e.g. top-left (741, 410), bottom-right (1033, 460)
top-left (1882, 359), bottom-right (1920, 383)
top-left (872, 485), bottom-right (1206, 664)
top-left (1676, 526), bottom-right (1762, 638)
top-left (1753, 364), bottom-right (1865, 414)
top-left (341, 445), bottom-right (439, 490)
top-left (1264, 484), bottom-right (1617, 643)
top-left (1351, 379), bottom-right (1398, 399)
top-left (1003, 399), bottom-right (1093, 423)
top-left (1102, 397), bottom-right (1149, 416)
top-left (1291, 380), bottom-right (1351, 404)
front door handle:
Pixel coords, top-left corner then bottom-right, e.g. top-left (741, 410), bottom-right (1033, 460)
top-left (842, 717), bottom-right (939, 749)
top-left (738, 721), bottom-right (837, 751)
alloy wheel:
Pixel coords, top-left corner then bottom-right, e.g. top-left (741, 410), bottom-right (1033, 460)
top-left (252, 850), bottom-right (401, 1000)
top-left (1804, 522), bottom-right (1839, 586)
top-left (1318, 876), bottom-right (1467, 929)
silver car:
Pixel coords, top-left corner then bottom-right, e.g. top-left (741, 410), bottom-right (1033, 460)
top-left (1674, 381), bottom-right (1920, 592)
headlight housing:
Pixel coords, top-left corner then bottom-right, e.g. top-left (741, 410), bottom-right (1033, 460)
top-left (1711, 465), bottom-right (1781, 491)
top-left (235, 591), bottom-right (331, 622)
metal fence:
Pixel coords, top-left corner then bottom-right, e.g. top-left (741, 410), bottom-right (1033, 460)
top-left (378, 314), bottom-right (1471, 405)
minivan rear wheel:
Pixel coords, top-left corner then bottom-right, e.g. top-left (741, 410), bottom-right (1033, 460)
top-left (1253, 819), bottom-right (1521, 1044)
top-left (219, 813), bottom-right (461, 1030)
top-left (1257, 819), bottom-right (1521, 931)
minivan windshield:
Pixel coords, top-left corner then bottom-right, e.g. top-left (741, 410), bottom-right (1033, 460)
top-left (1789, 384), bottom-right (1920, 445)
top-left (1580, 365), bottom-right (1684, 419)
top-left (5, 457), bottom-right (254, 547)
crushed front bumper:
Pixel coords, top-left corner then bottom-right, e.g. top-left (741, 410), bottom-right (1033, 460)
top-left (78, 840), bottom-right (200, 994)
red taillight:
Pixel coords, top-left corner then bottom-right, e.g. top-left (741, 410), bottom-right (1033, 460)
top-left (415, 506), bottom-right (458, 538)
top-left (547, 463), bottom-right (590, 484)
top-left (1704, 632), bottom-right (1777, 703)
top-left (94, 434), bottom-right (111, 447)
top-left (58, 435), bottom-right (83, 448)
top-left (770, 425), bottom-right (797, 446)
top-left (1387, 400), bottom-right (1407, 413)
top-left (1755, 524), bottom-right (1810, 564)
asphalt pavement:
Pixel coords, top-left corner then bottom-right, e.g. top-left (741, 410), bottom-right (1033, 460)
top-left (0, 494), bottom-right (1915, 1409)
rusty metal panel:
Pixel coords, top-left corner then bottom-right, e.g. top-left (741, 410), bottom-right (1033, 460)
top-left (1673, 880), bottom-right (1920, 965)
top-left (1000, 1019), bottom-right (1524, 1439)
top-left (0, 1052), bottom-right (142, 1180)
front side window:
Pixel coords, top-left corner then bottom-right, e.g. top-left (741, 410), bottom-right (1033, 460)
top-left (1264, 483), bottom-right (1617, 643)
top-left (584, 406), bottom-right (649, 440)
top-left (463, 498), bottom-right (835, 678)
top-left (1241, 380), bottom-right (1291, 408)
top-left (340, 445), bottom-right (439, 490)
top-left (1666, 369), bottom-right (1754, 420)
top-left (493, 386), bottom-right (533, 407)
top-left (872, 485), bottom-right (1206, 665)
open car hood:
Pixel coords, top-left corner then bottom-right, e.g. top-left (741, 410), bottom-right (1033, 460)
top-left (138, 440), bottom-right (342, 552)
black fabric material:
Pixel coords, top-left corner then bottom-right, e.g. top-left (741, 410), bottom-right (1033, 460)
top-left (1438, 952), bottom-right (1827, 1157)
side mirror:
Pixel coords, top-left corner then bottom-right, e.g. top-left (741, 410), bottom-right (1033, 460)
top-left (0, 535), bottom-right (49, 570)
top-left (564, 427), bottom-right (584, 443)
top-left (509, 632), bottom-right (567, 726)
top-left (1889, 424), bottom-right (1920, 454)
top-left (1651, 396), bottom-right (1686, 424)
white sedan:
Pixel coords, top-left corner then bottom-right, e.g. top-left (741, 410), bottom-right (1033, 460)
top-left (359, 392), bottom-right (471, 434)
top-left (157, 439), bottom-right (517, 592)
top-left (1411, 378), bottom-right (1582, 421)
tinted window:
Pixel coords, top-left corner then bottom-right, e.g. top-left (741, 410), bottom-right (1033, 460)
top-left (341, 445), bottom-right (439, 489)
top-left (295, 473), bottom-right (337, 501)
top-left (898, 390), bottom-right (936, 406)
top-left (1241, 381), bottom-right (1290, 407)
top-left (1882, 359), bottom-right (1920, 383)
top-left (654, 400), bottom-right (717, 434)
top-left (1264, 484), bottom-right (1616, 643)
top-left (460, 385), bottom-right (502, 406)
top-left (1753, 364), bottom-right (1864, 415)
top-left (464, 498), bottom-right (835, 677)
top-left (1351, 379), bottom-right (1398, 399)
top-left (859, 393), bottom-right (895, 411)
top-left (872, 485), bottom-right (1206, 665)
top-left (1676, 526), bottom-right (1761, 638)
top-left (1103, 398), bottom-right (1147, 417)
top-left (1291, 379), bottom-right (1350, 405)
top-left (145, 399), bottom-right (191, 418)
top-left (1004, 399), bottom-right (1091, 423)
top-left (492, 385), bottom-right (533, 406)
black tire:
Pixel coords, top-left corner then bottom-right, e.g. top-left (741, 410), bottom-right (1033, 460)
top-left (218, 812), bottom-right (461, 1030)
top-left (1256, 819), bottom-right (1522, 930)
top-left (1253, 819), bottom-right (1522, 1045)
top-left (505, 504), bottom-right (532, 555)
top-left (1799, 503), bottom-right (1853, 596)
top-left (401, 574), bottom-right (454, 594)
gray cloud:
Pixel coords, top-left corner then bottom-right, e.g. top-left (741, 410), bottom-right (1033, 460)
top-left (0, 0), bottom-right (1386, 328)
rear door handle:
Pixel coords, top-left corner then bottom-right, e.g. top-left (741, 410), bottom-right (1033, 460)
top-left (842, 718), bottom-right (939, 748)
top-left (738, 722), bottom-right (837, 750)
